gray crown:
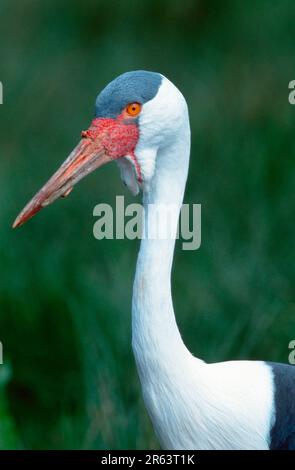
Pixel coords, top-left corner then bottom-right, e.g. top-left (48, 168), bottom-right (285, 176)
top-left (95, 70), bottom-right (162, 118)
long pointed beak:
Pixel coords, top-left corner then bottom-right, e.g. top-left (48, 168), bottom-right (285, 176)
top-left (13, 136), bottom-right (111, 228)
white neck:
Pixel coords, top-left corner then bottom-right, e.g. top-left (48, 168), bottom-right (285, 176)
top-left (130, 81), bottom-right (274, 451)
top-left (132, 117), bottom-right (198, 383)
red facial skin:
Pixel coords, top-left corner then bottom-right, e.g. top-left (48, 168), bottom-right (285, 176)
top-left (81, 114), bottom-right (142, 182)
top-left (12, 111), bottom-right (143, 229)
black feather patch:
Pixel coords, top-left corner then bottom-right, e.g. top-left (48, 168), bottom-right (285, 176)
top-left (268, 362), bottom-right (295, 450)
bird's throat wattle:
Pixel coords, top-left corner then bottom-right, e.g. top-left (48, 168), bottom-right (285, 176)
top-left (81, 117), bottom-right (142, 181)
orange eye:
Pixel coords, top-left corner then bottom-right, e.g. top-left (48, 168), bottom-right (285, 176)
top-left (126, 102), bottom-right (141, 116)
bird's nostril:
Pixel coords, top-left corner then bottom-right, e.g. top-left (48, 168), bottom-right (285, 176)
top-left (81, 130), bottom-right (91, 139)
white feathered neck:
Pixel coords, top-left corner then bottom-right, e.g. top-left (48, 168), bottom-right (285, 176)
top-left (131, 77), bottom-right (273, 450)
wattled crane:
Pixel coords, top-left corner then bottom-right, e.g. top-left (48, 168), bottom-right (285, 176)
top-left (13, 71), bottom-right (295, 450)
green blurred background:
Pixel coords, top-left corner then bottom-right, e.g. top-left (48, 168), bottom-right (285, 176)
top-left (0, 0), bottom-right (294, 449)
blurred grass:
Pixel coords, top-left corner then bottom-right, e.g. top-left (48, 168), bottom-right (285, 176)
top-left (0, 0), bottom-right (294, 449)
top-left (0, 366), bottom-right (19, 449)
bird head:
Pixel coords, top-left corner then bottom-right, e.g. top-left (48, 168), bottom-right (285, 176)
top-left (13, 70), bottom-right (188, 228)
